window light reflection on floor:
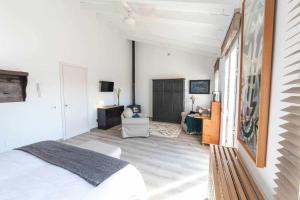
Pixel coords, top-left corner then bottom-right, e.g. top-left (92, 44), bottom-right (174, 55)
top-left (147, 171), bottom-right (208, 200)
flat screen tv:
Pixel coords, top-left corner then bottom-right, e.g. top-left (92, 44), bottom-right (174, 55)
top-left (100, 81), bottom-right (114, 92)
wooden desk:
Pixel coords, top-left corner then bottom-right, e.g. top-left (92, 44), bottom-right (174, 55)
top-left (196, 102), bottom-right (221, 145)
top-left (194, 115), bottom-right (210, 120)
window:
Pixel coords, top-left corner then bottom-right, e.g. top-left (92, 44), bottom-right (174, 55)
top-left (220, 38), bottom-right (239, 148)
top-left (275, 0), bottom-right (300, 199)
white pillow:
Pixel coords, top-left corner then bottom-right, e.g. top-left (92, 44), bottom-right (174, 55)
top-left (123, 108), bottom-right (133, 118)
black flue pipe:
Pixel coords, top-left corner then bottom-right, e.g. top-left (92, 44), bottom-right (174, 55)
top-left (132, 41), bottom-right (135, 105)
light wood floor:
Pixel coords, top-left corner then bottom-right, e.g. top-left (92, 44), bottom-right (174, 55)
top-left (65, 126), bottom-right (210, 200)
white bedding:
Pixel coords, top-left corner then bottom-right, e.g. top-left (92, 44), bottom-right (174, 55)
top-left (0, 150), bottom-right (147, 200)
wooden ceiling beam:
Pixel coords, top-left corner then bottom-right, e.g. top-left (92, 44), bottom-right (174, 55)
top-left (221, 9), bottom-right (241, 56)
top-left (126, 32), bottom-right (220, 49)
top-left (95, 12), bottom-right (226, 36)
top-left (126, 35), bottom-right (219, 57)
top-left (81, 0), bottom-right (235, 14)
top-left (96, 14), bottom-right (222, 45)
top-left (125, 33), bottom-right (221, 54)
top-left (81, 0), bottom-right (239, 57)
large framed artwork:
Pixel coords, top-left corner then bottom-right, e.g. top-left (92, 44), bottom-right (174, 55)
top-left (189, 80), bottom-right (210, 94)
top-left (238, 0), bottom-right (275, 167)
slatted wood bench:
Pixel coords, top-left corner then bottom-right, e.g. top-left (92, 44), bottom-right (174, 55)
top-left (209, 145), bottom-right (264, 200)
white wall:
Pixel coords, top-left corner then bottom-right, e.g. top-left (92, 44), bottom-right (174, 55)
top-left (135, 43), bottom-right (215, 117)
top-left (238, 1), bottom-right (288, 199)
top-left (0, 0), bottom-right (131, 152)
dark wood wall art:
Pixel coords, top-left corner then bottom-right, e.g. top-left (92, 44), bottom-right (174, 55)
top-left (238, 0), bottom-right (275, 167)
top-left (0, 70), bottom-right (29, 103)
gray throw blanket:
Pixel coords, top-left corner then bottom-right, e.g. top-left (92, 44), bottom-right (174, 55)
top-left (16, 141), bottom-right (128, 186)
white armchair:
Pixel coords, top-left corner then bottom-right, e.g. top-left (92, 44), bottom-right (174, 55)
top-left (181, 112), bottom-right (188, 133)
top-left (121, 108), bottom-right (150, 138)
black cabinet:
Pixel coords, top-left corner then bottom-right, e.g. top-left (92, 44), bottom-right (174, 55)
top-left (97, 105), bottom-right (124, 129)
top-left (153, 79), bottom-right (184, 123)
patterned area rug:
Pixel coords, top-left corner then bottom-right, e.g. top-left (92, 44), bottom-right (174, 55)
top-left (150, 121), bottom-right (182, 138)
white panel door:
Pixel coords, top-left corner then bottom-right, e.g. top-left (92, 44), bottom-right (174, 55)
top-left (61, 64), bottom-right (88, 139)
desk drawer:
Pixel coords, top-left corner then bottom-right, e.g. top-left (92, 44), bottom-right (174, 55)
top-left (203, 121), bottom-right (210, 134)
top-left (202, 135), bottom-right (211, 144)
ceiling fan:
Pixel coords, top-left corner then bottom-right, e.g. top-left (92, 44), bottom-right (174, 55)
top-left (121, 0), bottom-right (136, 25)
top-left (120, 0), bottom-right (156, 25)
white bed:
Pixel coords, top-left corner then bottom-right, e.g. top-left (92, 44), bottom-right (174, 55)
top-left (0, 150), bottom-right (147, 200)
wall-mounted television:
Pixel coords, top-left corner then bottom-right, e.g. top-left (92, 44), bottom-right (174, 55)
top-left (100, 81), bottom-right (114, 92)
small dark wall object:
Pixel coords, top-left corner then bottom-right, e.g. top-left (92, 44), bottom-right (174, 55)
top-left (189, 80), bottom-right (210, 94)
top-left (100, 81), bottom-right (114, 92)
top-left (0, 70), bottom-right (28, 103)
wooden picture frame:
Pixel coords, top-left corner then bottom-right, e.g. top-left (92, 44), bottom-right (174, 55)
top-left (238, 0), bottom-right (275, 167)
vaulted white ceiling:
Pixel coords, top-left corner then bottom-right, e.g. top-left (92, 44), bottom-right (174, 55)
top-left (81, 0), bottom-right (240, 57)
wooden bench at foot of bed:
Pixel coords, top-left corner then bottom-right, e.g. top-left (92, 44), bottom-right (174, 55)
top-left (209, 145), bottom-right (264, 200)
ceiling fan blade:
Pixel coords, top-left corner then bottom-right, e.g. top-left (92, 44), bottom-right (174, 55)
top-left (121, 0), bottom-right (157, 17)
top-left (121, 0), bottom-right (132, 12)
